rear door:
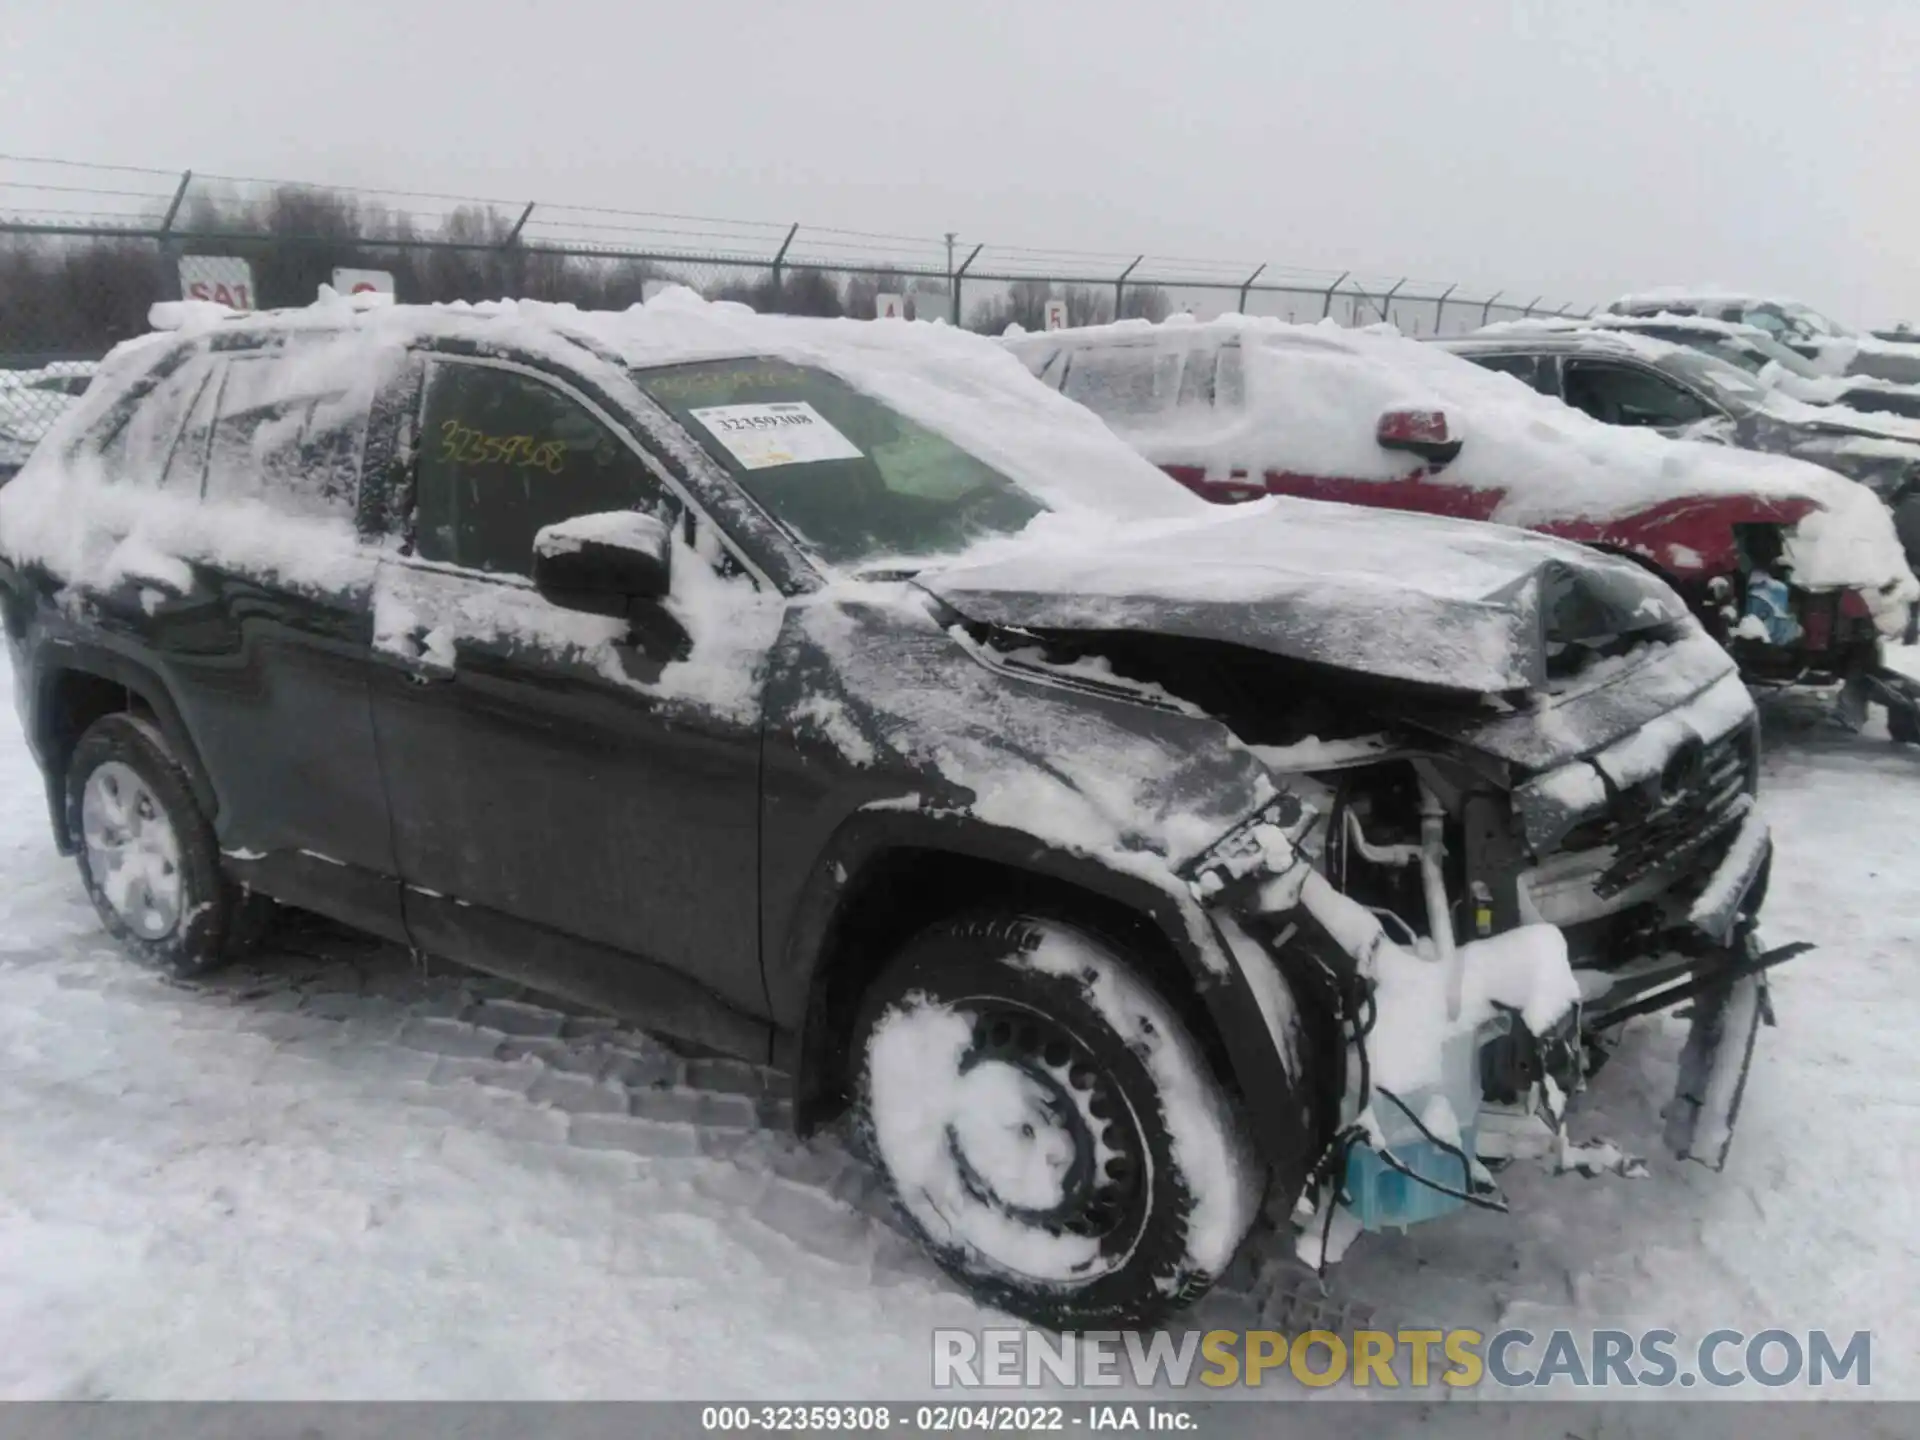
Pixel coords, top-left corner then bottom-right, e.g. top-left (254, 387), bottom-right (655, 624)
top-left (1055, 340), bottom-right (1268, 502)
top-left (1464, 349), bottom-right (1563, 399)
top-left (364, 353), bottom-right (775, 1040)
top-left (72, 334), bottom-right (408, 937)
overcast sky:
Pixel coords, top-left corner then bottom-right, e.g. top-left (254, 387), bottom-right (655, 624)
top-left (5, 0), bottom-right (1917, 323)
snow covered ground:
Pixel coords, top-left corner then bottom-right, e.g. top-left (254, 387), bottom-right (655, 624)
top-left (1, 647), bottom-right (1914, 1401)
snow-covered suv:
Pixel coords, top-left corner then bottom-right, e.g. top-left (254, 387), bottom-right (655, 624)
top-left (0, 289), bottom-right (1798, 1328)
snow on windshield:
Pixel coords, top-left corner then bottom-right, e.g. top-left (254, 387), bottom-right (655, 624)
top-left (633, 357), bottom-right (1046, 567)
top-left (576, 288), bottom-right (1203, 532)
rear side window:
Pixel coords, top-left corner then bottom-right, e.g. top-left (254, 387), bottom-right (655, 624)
top-left (200, 351), bottom-right (374, 518)
top-left (1177, 344), bottom-right (1244, 411)
top-left (1061, 347), bottom-right (1184, 420)
top-left (1468, 351), bottom-right (1559, 397)
top-left (413, 362), bottom-right (678, 578)
top-left (1059, 344), bottom-right (1235, 425)
top-left (90, 351), bottom-right (223, 488)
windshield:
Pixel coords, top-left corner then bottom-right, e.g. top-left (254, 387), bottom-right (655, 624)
top-left (1694, 339), bottom-right (1766, 376)
top-left (1659, 348), bottom-right (1772, 409)
top-left (1728, 333), bottom-right (1824, 378)
top-left (637, 357), bottom-right (1047, 568)
top-left (1779, 302), bottom-right (1855, 340)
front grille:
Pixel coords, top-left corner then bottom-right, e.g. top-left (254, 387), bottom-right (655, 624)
top-left (1583, 728), bottom-right (1753, 898)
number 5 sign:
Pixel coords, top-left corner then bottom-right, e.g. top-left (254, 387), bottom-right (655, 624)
top-left (178, 255), bottom-right (255, 311)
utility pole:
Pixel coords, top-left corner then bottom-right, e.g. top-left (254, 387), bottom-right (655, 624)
top-left (945, 231), bottom-right (957, 276)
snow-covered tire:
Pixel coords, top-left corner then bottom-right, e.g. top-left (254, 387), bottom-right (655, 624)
top-left (852, 912), bottom-right (1261, 1330)
top-left (67, 713), bottom-right (266, 978)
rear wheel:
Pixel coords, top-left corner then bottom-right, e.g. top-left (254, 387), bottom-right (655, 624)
top-left (852, 912), bottom-right (1261, 1329)
top-left (67, 713), bottom-right (266, 977)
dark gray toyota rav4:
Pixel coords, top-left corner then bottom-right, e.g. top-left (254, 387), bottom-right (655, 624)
top-left (0, 290), bottom-right (1800, 1328)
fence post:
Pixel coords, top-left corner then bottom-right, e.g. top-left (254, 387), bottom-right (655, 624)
top-left (1522, 294), bottom-right (1544, 317)
top-left (501, 202), bottom-right (536, 297)
top-left (1479, 289), bottom-right (1504, 327)
top-left (1433, 282), bottom-right (1457, 335)
top-left (951, 243), bottom-right (983, 327)
top-left (1114, 255), bottom-right (1142, 319)
top-left (1320, 270), bottom-right (1350, 320)
top-left (1376, 277), bottom-right (1406, 326)
top-left (770, 223), bottom-right (799, 303)
top-left (156, 169), bottom-right (193, 301)
top-left (1237, 263), bottom-right (1266, 315)
top-left (1584, 304), bottom-right (1598, 318)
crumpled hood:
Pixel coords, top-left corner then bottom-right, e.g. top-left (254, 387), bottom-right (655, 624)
top-left (915, 497), bottom-right (1688, 696)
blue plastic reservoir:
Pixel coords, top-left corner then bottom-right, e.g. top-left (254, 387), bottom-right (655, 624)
top-left (1344, 1128), bottom-right (1480, 1231)
top-left (1744, 571), bottom-right (1803, 646)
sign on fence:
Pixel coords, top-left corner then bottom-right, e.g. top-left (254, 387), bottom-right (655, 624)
top-left (1044, 299), bottom-right (1068, 331)
top-left (178, 256), bottom-right (255, 311)
top-left (874, 293), bottom-right (905, 320)
top-left (332, 267), bottom-right (394, 297)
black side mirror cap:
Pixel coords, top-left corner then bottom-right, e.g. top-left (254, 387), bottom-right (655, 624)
top-left (532, 511), bottom-right (672, 618)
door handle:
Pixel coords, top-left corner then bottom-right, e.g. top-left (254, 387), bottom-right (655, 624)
top-left (373, 626), bottom-right (455, 684)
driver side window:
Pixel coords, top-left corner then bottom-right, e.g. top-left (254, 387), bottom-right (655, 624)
top-left (1561, 361), bottom-right (1713, 428)
top-left (413, 362), bottom-right (680, 578)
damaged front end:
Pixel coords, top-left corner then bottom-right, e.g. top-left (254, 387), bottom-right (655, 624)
top-left (1694, 510), bottom-right (1920, 737)
top-left (991, 628), bottom-right (1800, 1263)
top-left (918, 518), bottom-right (1810, 1262)
top-left (1174, 662), bottom-right (1800, 1262)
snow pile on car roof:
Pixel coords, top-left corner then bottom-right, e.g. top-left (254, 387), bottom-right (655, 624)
top-left (1007, 315), bottom-right (1918, 609)
top-left (139, 286), bottom-right (1206, 533)
top-left (1609, 286), bottom-right (1791, 312)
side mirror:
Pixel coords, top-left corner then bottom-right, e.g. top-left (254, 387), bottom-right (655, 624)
top-left (532, 510), bottom-right (672, 618)
top-left (1376, 408), bottom-right (1463, 468)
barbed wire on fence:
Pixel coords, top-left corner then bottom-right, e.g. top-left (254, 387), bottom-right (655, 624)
top-left (0, 153), bottom-right (1594, 383)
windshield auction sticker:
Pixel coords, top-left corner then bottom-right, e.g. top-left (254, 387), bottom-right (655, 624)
top-left (689, 402), bottom-right (863, 470)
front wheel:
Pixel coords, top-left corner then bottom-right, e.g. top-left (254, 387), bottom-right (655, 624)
top-left (67, 713), bottom-right (264, 977)
top-left (852, 912), bottom-right (1262, 1330)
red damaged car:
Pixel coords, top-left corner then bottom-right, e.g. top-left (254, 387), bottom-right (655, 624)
top-left (1006, 317), bottom-right (1920, 736)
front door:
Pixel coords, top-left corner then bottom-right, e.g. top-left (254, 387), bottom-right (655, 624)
top-left (1560, 359), bottom-right (1720, 435)
top-left (365, 355), bottom-right (776, 1042)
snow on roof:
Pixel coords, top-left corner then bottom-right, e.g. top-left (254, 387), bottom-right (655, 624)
top-left (1477, 311), bottom-right (1776, 344)
top-left (1456, 322), bottom-right (1690, 364)
top-left (1610, 286), bottom-right (1806, 311)
top-left (138, 286), bottom-right (1204, 531)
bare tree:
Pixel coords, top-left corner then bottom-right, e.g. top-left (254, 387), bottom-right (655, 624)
top-left (1118, 284), bottom-right (1170, 323)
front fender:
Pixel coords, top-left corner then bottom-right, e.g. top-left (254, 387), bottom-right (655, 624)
top-left (760, 588), bottom-right (1340, 1189)
top-left (776, 803), bottom-right (1327, 1192)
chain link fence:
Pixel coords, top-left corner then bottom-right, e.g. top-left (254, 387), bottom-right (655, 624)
top-left (0, 154), bottom-right (1593, 454)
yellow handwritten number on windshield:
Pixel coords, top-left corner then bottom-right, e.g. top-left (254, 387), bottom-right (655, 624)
top-left (439, 420), bottom-right (566, 474)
